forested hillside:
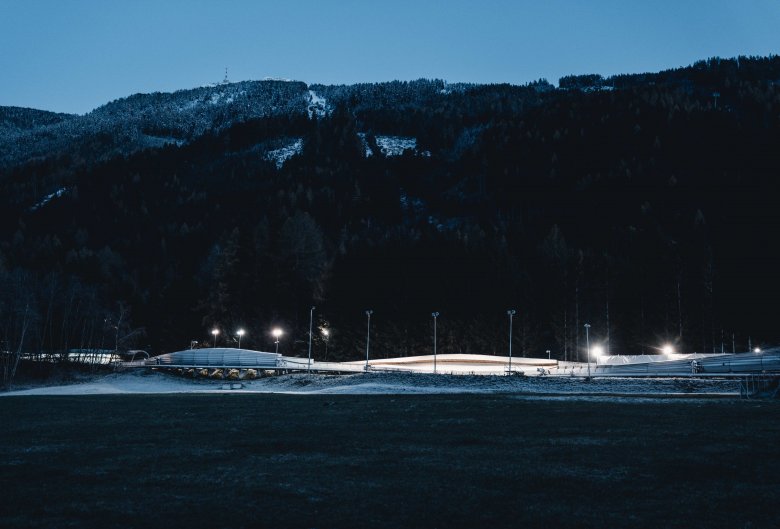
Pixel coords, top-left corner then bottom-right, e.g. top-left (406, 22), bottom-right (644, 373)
top-left (1, 55), bottom-right (779, 363)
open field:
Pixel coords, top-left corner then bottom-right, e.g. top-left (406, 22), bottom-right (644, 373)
top-left (1, 394), bottom-right (779, 528)
top-left (2, 369), bottom-right (743, 396)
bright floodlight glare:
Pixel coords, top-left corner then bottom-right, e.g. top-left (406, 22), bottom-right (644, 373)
top-left (272, 328), bottom-right (283, 338)
top-left (754, 347), bottom-right (761, 353)
top-left (236, 329), bottom-right (245, 337)
top-left (211, 329), bottom-right (219, 336)
top-left (592, 345), bottom-right (605, 357)
top-left (661, 344), bottom-right (674, 354)
top-left (321, 328), bottom-right (330, 337)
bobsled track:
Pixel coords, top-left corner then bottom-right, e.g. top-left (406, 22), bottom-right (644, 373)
top-left (128, 347), bottom-right (780, 379)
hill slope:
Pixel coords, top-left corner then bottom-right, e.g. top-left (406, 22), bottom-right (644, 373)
top-left (1, 56), bottom-right (779, 360)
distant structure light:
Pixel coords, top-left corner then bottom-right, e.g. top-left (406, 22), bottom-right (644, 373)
top-left (661, 344), bottom-right (674, 355)
top-left (754, 347), bottom-right (761, 353)
top-left (272, 327), bottom-right (283, 354)
top-left (236, 328), bottom-right (245, 348)
top-left (592, 345), bottom-right (605, 357)
top-left (321, 327), bottom-right (330, 360)
top-left (211, 328), bottom-right (220, 347)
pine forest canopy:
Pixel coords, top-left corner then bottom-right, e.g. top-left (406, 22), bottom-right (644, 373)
top-left (0, 55), bottom-right (779, 361)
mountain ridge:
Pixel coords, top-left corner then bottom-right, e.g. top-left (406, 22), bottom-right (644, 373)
top-left (3, 54), bottom-right (778, 170)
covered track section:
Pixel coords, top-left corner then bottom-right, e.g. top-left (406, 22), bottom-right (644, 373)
top-left (587, 349), bottom-right (780, 377)
top-left (139, 348), bottom-right (366, 374)
top-left (145, 348), bottom-right (281, 369)
top-left (131, 348), bottom-right (780, 379)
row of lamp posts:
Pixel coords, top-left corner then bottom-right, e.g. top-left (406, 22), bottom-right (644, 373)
top-left (208, 308), bottom-right (607, 376)
top-left (210, 327), bottom-right (272, 350)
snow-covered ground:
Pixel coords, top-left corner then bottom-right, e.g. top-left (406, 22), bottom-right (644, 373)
top-left (357, 134), bottom-right (431, 158)
top-left (1, 369), bottom-right (740, 398)
top-left (307, 90), bottom-right (329, 119)
top-left (376, 136), bottom-right (417, 156)
top-left (265, 138), bottom-right (303, 168)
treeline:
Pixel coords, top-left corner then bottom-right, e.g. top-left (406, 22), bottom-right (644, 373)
top-left (0, 266), bottom-right (141, 388)
top-left (560, 55), bottom-right (780, 90)
top-left (1, 56), bottom-right (780, 369)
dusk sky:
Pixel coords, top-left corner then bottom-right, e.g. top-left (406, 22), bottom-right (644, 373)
top-left (2, 0), bottom-right (779, 114)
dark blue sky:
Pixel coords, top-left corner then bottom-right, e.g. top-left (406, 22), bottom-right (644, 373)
top-left (2, 0), bottom-right (778, 114)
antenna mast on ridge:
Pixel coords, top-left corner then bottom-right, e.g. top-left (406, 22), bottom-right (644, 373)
top-left (223, 67), bottom-right (229, 84)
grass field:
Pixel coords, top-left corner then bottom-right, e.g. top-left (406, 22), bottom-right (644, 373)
top-left (1, 394), bottom-right (779, 528)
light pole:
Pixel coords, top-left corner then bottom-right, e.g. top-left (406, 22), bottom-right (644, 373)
top-left (584, 323), bottom-right (591, 378)
top-left (308, 306), bottom-right (315, 372)
top-left (432, 312), bottom-right (440, 374)
top-left (546, 349), bottom-right (551, 360)
top-left (236, 329), bottom-right (245, 349)
top-left (211, 328), bottom-right (219, 348)
top-left (321, 328), bottom-right (330, 360)
top-left (507, 310), bottom-right (516, 374)
top-left (272, 328), bottom-right (283, 354)
top-left (365, 310), bottom-right (373, 372)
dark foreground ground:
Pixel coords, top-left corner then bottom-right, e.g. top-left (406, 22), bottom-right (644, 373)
top-left (1, 394), bottom-right (778, 529)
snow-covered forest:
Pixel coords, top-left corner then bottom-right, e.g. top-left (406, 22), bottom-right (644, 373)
top-left (2, 56), bottom-right (780, 376)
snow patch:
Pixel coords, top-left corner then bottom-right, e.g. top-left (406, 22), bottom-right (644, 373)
top-left (376, 136), bottom-right (417, 156)
top-left (307, 90), bottom-right (330, 119)
top-left (266, 138), bottom-right (303, 169)
top-left (31, 187), bottom-right (68, 211)
top-left (376, 136), bottom-right (430, 157)
top-left (357, 133), bottom-right (373, 157)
